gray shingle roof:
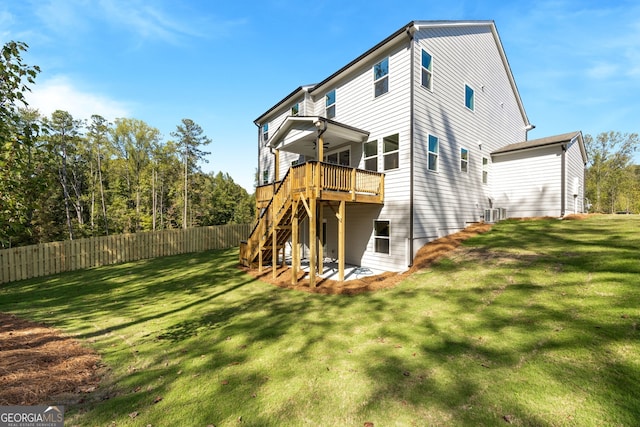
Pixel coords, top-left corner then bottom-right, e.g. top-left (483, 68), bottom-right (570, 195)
top-left (492, 131), bottom-right (582, 155)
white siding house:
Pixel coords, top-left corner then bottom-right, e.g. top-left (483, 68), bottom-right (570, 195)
top-left (244, 20), bottom-right (587, 279)
top-left (492, 132), bottom-right (587, 218)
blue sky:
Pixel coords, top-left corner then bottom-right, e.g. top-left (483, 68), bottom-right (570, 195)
top-left (3, 0), bottom-right (639, 191)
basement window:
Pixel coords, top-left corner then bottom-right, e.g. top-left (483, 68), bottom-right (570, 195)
top-left (374, 57), bottom-right (389, 97)
top-left (374, 220), bottom-right (390, 254)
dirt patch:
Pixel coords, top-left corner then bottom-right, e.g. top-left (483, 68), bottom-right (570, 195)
top-left (0, 313), bottom-right (102, 405)
top-left (242, 222), bottom-right (494, 295)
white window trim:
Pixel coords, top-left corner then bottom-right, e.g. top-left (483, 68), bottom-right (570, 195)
top-left (326, 90), bottom-right (336, 119)
top-left (324, 147), bottom-right (351, 167)
top-left (373, 219), bottom-right (390, 255)
top-left (373, 57), bottom-right (389, 98)
top-left (464, 83), bottom-right (475, 112)
top-left (262, 123), bottom-right (269, 144)
top-left (482, 156), bottom-right (489, 185)
top-left (382, 134), bottom-right (400, 171)
top-left (421, 49), bottom-right (433, 91)
top-left (363, 140), bottom-right (378, 172)
top-left (460, 147), bottom-right (469, 174)
top-left (291, 102), bottom-right (300, 116)
top-left (428, 134), bottom-right (439, 173)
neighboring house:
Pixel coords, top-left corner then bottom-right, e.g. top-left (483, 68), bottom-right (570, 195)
top-left (240, 20), bottom-right (586, 285)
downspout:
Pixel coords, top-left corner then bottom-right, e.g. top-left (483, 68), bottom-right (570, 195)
top-left (408, 24), bottom-right (416, 267)
top-left (561, 144), bottom-right (567, 216)
top-left (254, 121), bottom-right (261, 186)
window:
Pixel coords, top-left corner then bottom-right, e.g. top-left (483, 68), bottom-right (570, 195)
top-left (428, 135), bottom-right (439, 172)
top-left (482, 157), bottom-right (489, 184)
top-left (421, 50), bottom-right (433, 90)
top-left (262, 123), bottom-right (269, 143)
top-left (325, 90), bottom-right (336, 119)
top-left (374, 220), bottom-right (390, 254)
top-left (460, 148), bottom-right (469, 173)
top-left (291, 103), bottom-right (299, 116)
top-left (465, 84), bottom-right (475, 111)
top-left (325, 148), bottom-right (350, 166)
top-left (364, 140), bottom-right (378, 171)
top-left (262, 168), bottom-right (269, 185)
top-left (383, 134), bottom-right (399, 170)
top-left (373, 57), bottom-right (389, 97)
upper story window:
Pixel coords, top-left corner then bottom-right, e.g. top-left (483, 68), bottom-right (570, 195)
top-left (326, 90), bottom-right (336, 119)
top-left (364, 140), bottom-right (378, 171)
top-left (373, 57), bottom-right (389, 97)
top-left (482, 157), bottom-right (489, 184)
top-left (262, 123), bottom-right (269, 143)
top-left (383, 134), bottom-right (399, 170)
top-left (291, 103), bottom-right (300, 116)
top-left (262, 168), bottom-right (270, 185)
top-left (421, 50), bottom-right (433, 90)
top-left (460, 148), bottom-right (469, 173)
top-left (465, 84), bottom-right (475, 111)
top-left (428, 135), bottom-right (439, 172)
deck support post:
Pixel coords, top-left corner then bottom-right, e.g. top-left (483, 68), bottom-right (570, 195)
top-left (338, 200), bottom-right (345, 281)
top-left (292, 199), bottom-right (299, 285)
top-left (272, 204), bottom-right (277, 279)
top-left (318, 202), bottom-right (324, 275)
top-left (309, 196), bottom-right (317, 287)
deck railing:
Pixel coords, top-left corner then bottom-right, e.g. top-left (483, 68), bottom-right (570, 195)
top-left (243, 162), bottom-right (384, 265)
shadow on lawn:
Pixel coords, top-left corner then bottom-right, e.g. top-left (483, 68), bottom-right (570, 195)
top-left (2, 217), bottom-right (639, 425)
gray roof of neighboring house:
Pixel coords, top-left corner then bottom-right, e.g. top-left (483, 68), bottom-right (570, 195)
top-left (492, 131), bottom-right (583, 155)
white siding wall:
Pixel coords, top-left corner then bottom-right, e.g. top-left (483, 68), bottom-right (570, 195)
top-left (492, 146), bottom-right (562, 217)
top-left (307, 42), bottom-right (413, 272)
top-left (565, 138), bottom-right (585, 214)
top-left (412, 25), bottom-right (528, 245)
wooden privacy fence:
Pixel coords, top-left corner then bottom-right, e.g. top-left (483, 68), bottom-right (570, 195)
top-left (0, 224), bottom-right (251, 284)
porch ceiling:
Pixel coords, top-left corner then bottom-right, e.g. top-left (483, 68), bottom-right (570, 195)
top-left (268, 116), bottom-right (370, 158)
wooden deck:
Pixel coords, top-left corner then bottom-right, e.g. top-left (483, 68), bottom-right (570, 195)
top-left (241, 161), bottom-right (384, 286)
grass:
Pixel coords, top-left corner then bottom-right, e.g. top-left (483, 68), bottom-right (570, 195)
top-left (1, 215), bottom-right (639, 426)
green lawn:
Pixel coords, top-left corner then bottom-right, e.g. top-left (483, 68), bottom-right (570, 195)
top-left (1, 215), bottom-right (639, 426)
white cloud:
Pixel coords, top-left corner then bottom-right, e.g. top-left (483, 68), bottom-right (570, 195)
top-left (25, 75), bottom-right (131, 122)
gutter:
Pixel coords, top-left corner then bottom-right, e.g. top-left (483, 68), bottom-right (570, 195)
top-left (408, 24), bottom-right (416, 268)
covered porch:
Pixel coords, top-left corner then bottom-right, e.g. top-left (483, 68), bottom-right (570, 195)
top-left (241, 116), bottom-right (385, 287)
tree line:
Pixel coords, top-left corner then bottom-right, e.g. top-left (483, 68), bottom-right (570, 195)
top-left (584, 132), bottom-right (639, 214)
top-left (1, 41), bottom-right (254, 248)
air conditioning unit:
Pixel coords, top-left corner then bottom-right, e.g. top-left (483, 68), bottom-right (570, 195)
top-left (484, 209), bottom-right (498, 223)
top-left (484, 208), bottom-right (507, 223)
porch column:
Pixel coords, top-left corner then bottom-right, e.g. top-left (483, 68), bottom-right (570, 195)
top-left (309, 196), bottom-right (317, 287)
top-left (338, 200), bottom-right (345, 281)
top-left (291, 199), bottom-right (299, 285)
top-left (317, 132), bottom-right (324, 163)
top-left (272, 201), bottom-right (277, 279)
top-left (317, 202), bottom-right (324, 275)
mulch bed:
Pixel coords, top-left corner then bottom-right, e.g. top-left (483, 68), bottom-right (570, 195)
top-left (0, 313), bottom-right (102, 405)
top-left (241, 221), bottom-right (494, 295)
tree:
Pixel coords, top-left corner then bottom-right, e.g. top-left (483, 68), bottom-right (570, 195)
top-left (112, 118), bottom-right (161, 231)
top-left (170, 119), bottom-right (211, 229)
top-left (0, 41), bottom-right (40, 247)
top-left (87, 115), bottom-right (111, 235)
top-left (584, 131), bottom-right (639, 213)
top-left (42, 110), bottom-right (86, 240)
